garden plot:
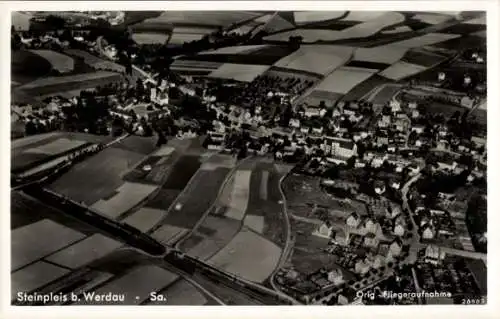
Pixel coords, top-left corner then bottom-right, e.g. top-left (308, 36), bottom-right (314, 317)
top-left (379, 61), bottom-right (428, 81)
top-left (208, 64), bottom-right (270, 82)
top-left (158, 280), bottom-right (207, 305)
top-left (225, 170), bottom-right (252, 221)
top-left (29, 50), bottom-right (74, 73)
top-left (313, 66), bottom-right (377, 95)
top-left (209, 228), bottom-right (282, 283)
top-left (132, 32), bottom-right (170, 44)
top-left (90, 182), bottom-right (159, 219)
top-left (45, 234), bottom-right (123, 269)
top-left (74, 265), bottom-right (177, 305)
top-left (49, 147), bottom-right (144, 205)
top-left (294, 11), bottom-right (346, 25)
top-left (12, 219), bottom-right (86, 271)
top-left (273, 45), bottom-right (353, 76)
top-left (11, 261), bottom-right (70, 301)
top-left (389, 33), bottom-right (461, 49)
top-left (123, 207), bottom-right (165, 232)
top-left (23, 138), bottom-right (87, 155)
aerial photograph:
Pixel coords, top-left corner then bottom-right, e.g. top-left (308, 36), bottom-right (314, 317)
top-left (10, 10), bottom-right (487, 306)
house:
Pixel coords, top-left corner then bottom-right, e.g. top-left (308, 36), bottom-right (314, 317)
top-left (422, 224), bottom-right (436, 239)
top-left (377, 244), bottom-right (393, 262)
top-left (394, 118), bottom-right (408, 132)
top-left (386, 204), bottom-right (402, 219)
top-left (389, 239), bottom-right (403, 256)
top-left (289, 118), bottom-right (301, 128)
top-left (408, 101), bottom-right (418, 109)
top-left (436, 139), bottom-right (449, 151)
top-left (300, 127), bottom-right (310, 134)
top-left (314, 222), bottom-right (334, 239)
top-left (324, 136), bottom-right (357, 158)
top-left (471, 136), bottom-right (486, 147)
top-left (305, 107), bottom-right (321, 118)
top-left (411, 109), bottom-right (420, 119)
top-left (411, 125), bottom-right (425, 134)
top-left (364, 232), bottom-right (379, 248)
top-left (354, 258), bottom-right (371, 274)
top-left (437, 158), bottom-right (457, 171)
top-left (390, 99), bottom-right (401, 113)
top-left (327, 268), bottom-right (344, 286)
top-left (312, 126), bottom-right (324, 135)
top-left (374, 181), bottom-right (386, 195)
top-left (394, 223), bottom-right (405, 237)
top-left (346, 212), bottom-right (361, 228)
top-left (362, 218), bottom-right (376, 233)
top-left (424, 245), bottom-right (446, 265)
top-left (335, 229), bottom-right (350, 246)
top-left (377, 135), bottom-right (389, 146)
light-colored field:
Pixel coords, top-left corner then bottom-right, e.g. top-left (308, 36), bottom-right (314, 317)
top-left (152, 224), bottom-right (189, 245)
top-left (11, 132), bottom-right (61, 149)
top-left (24, 138), bottom-right (87, 155)
top-left (11, 261), bottom-right (70, 300)
top-left (45, 234), bottom-right (122, 269)
top-left (273, 45), bottom-right (353, 76)
top-left (294, 11), bottom-right (346, 25)
top-left (153, 146), bottom-right (175, 157)
top-left (243, 214), bottom-right (265, 234)
top-left (91, 182), bottom-right (159, 219)
top-left (389, 33), bottom-right (461, 49)
top-left (132, 32), bottom-right (170, 44)
top-left (379, 61), bottom-right (428, 80)
top-left (200, 154), bottom-right (236, 170)
top-left (19, 71), bottom-right (121, 89)
top-left (464, 16), bottom-right (486, 25)
top-left (342, 11), bottom-right (388, 21)
top-left (199, 45), bottom-right (269, 55)
top-left (12, 11), bottom-right (32, 31)
top-left (260, 171), bottom-right (269, 200)
top-left (353, 45), bottom-right (408, 64)
top-left (262, 14), bottom-right (295, 33)
top-left (70, 271), bottom-right (114, 298)
top-left (265, 12), bottom-right (404, 42)
top-left (29, 50), bottom-right (74, 73)
top-left (49, 147), bottom-right (144, 205)
top-left (413, 13), bottom-right (454, 25)
top-left (65, 49), bottom-right (125, 73)
top-left (75, 266), bottom-right (178, 305)
top-left (208, 64), bottom-right (270, 82)
top-left (225, 170), bottom-right (251, 221)
top-left (208, 228), bottom-right (282, 283)
top-left (382, 25), bottom-right (413, 34)
top-left (123, 207), bottom-right (165, 232)
top-left (313, 66), bottom-right (377, 94)
top-left (12, 219), bottom-right (85, 270)
top-left (168, 32), bottom-right (206, 45)
top-left (142, 11), bottom-right (261, 27)
top-left (160, 280), bottom-right (207, 305)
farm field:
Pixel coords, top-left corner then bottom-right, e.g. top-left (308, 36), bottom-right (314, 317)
top-left (29, 50), bottom-right (75, 73)
top-left (11, 218), bottom-right (86, 271)
top-left (45, 234), bottom-right (123, 269)
top-left (74, 265), bottom-right (177, 305)
top-left (131, 32), bottom-right (170, 45)
top-left (208, 64), bottom-right (270, 82)
top-left (11, 132), bottom-right (112, 172)
top-left (368, 84), bottom-right (401, 105)
top-left (389, 33), bottom-right (461, 49)
top-left (379, 61), bottom-right (427, 81)
top-left (48, 147), bottom-right (145, 205)
top-left (273, 45), bottom-right (353, 76)
top-left (314, 67), bottom-right (377, 95)
top-left (302, 90), bottom-right (344, 108)
top-left (293, 11), bottom-right (346, 25)
top-left (11, 261), bottom-right (70, 301)
top-left (341, 75), bottom-right (394, 102)
top-left (157, 167), bottom-right (230, 229)
top-left (160, 155), bottom-right (202, 190)
top-left (15, 71), bottom-right (124, 97)
top-left (11, 50), bottom-right (52, 85)
top-left (152, 223), bottom-right (189, 246)
top-left (401, 49), bottom-right (447, 67)
top-left (123, 207), bottom-right (165, 232)
top-left (352, 46), bottom-right (408, 65)
top-left (112, 135), bottom-right (159, 155)
top-left (208, 227), bottom-right (282, 283)
top-left (65, 49), bottom-right (125, 73)
top-left (90, 182), bottom-right (158, 219)
top-left (158, 280), bottom-right (208, 305)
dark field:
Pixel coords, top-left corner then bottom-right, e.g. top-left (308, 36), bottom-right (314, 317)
top-left (159, 168), bottom-right (230, 229)
top-left (341, 74), bottom-right (393, 102)
top-left (144, 189), bottom-right (181, 211)
top-left (439, 23), bottom-right (486, 35)
top-left (401, 49), bottom-right (447, 67)
top-left (11, 50), bottom-right (52, 85)
top-left (111, 135), bottom-right (159, 155)
top-left (161, 155), bottom-right (201, 190)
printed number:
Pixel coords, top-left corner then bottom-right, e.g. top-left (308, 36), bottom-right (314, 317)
top-left (461, 298), bottom-right (486, 305)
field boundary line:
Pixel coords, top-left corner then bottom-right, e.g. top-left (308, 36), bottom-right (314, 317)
top-left (174, 155), bottom-right (255, 250)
